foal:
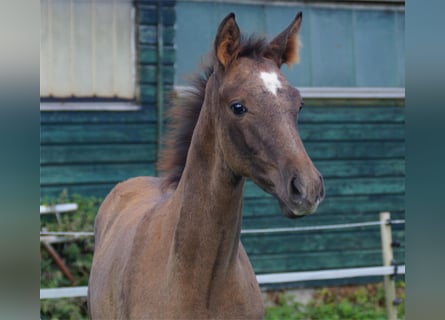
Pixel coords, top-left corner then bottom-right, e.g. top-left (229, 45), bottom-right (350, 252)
top-left (88, 12), bottom-right (324, 319)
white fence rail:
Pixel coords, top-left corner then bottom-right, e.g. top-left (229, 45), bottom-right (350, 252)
top-left (40, 264), bottom-right (405, 299)
top-left (41, 215), bottom-right (405, 304)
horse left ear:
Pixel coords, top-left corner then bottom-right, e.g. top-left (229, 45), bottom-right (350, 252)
top-left (214, 12), bottom-right (241, 69)
top-left (265, 12), bottom-right (303, 68)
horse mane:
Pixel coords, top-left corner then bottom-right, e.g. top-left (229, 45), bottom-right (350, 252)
top-left (157, 35), bottom-right (269, 188)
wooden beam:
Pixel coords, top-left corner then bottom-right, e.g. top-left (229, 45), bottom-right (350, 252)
top-left (380, 212), bottom-right (398, 320)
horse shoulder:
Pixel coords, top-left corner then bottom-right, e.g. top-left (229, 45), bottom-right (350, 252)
top-left (90, 176), bottom-right (173, 318)
top-left (94, 176), bottom-right (164, 243)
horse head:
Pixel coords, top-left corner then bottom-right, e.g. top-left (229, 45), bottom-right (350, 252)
top-left (210, 12), bottom-right (325, 218)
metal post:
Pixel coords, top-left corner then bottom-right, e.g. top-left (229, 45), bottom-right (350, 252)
top-left (379, 212), bottom-right (397, 320)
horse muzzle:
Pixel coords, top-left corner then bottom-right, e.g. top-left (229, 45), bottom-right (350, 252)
top-left (277, 173), bottom-right (325, 219)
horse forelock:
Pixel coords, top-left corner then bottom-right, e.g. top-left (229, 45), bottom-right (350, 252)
top-left (157, 35), bottom-right (269, 188)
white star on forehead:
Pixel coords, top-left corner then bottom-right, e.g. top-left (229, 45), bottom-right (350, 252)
top-left (260, 71), bottom-right (282, 96)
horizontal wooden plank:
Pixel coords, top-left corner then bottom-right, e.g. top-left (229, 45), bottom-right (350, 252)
top-left (39, 106), bottom-right (403, 125)
top-left (40, 103), bottom-right (142, 112)
top-left (40, 172), bottom-right (405, 198)
top-left (139, 26), bottom-right (174, 45)
top-left (41, 124), bottom-right (157, 144)
top-left (40, 108), bottom-right (157, 124)
top-left (249, 249), bottom-right (405, 274)
top-left (242, 213), bottom-right (406, 231)
top-left (313, 159), bottom-right (405, 178)
top-left (242, 229), bottom-right (405, 255)
top-left (305, 141), bottom-right (404, 160)
top-left (244, 177), bottom-right (405, 198)
top-left (241, 210), bottom-right (405, 230)
top-left (298, 106), bottom-right (404, 123)
top-left (41, 183), bottom-right (116, 199)
top-left (325, 177), bottom-right (405, 195)
top-left (243, 194), bottom-right (404, 217)
top-left (139, 6), bottom-right (176, 26)
top-left (139, 45), bottom-right (176, 64)
top-left (47, 176), bottom-right (403, 199)
top-left (140, 65), bottom-right (175, 85)
top-left (140, 84), bottom-right (156, 104)
top-left (40, 163), bottom-right (156, 185)
top-left (40, 144), bottom-right (157, 165)
top-left (299, 123), bottom-right (404, 141)
top-left (39, 141), bottom-right (405, 166)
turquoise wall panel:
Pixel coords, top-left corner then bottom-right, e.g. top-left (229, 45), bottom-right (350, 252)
top-left (175, 1), bottom-right (405, 87)
top-left (354, 10), bottom-right (399, 86)
top-left (309, 8), bottom-right (355, 86)
top-left (395, 12), bottom-right (405, 87)
top-left (265, 5), bottom-right (312, 87)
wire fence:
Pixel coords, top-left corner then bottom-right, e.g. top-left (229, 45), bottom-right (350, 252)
top-left (40, 219), bottom-right (405, 237)
top-left (41, 217), bottom-right (405, 299)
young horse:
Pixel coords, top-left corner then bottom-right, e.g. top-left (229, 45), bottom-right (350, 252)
top-left (88, 12), bottom-right (324, 319)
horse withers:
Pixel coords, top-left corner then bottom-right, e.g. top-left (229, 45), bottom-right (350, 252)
top-left (88, 12), bottom-right (324, 319)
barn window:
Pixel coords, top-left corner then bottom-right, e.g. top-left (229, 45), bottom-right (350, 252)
top-left (40, 0), bottom-right (136, 104)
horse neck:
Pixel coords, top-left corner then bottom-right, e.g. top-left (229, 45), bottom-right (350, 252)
top-left (168, 85), bottom-right (245, 287)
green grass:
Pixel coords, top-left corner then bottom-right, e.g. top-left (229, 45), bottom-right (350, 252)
top-left (265, 282), bottom-right (405, 320)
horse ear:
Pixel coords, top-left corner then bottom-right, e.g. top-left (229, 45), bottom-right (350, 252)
top-left (214, 12), bottom-right (241, 69)
top-left (265, 12), bottom-right (303, 68)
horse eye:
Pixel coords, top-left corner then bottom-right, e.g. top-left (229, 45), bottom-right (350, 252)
top-left (230, 102), bottom-right (248, 116)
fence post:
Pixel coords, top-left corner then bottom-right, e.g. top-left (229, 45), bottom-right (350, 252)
top-left (379, 212), bottom-right (397, 320)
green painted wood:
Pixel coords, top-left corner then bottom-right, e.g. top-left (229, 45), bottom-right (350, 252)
top-left (354, 10), bottom-right (399, 87)
top-left (34, 104), bottom-right (400, 127)
top-left (40, 144), bottom-right (157, 165)
top-left (140, 65), bottom-right (175, 84)
top-left (243, 194), bottom-right (404, 217)
top-left (139, 25), bottom-right (175, 46)
top-left (313, 159), bottom-right (405, 178)
top-left (175, 3), bottom-right (404, 87)
top-left (298, 106), bottom-right (404, 123)
top-left (41, 163), bottom-right (156, 185)
top-left (241, 230), bottom-right (405, 255)
top-left (140, 84), bottom-right (157, 104)
top-left (139, 25), bottom-right (157, 45)
top-left (138, 5), bottom-right (175, 26)
top-left (40, 109), bottom-right (157, 124)
top-left (244, 177), bottom-right (404, 198)
top-left (305, 141), bottom-right (404, 160)
top-left (310, 8), bottom-right (355, 86)
top-left (249, 249), bottom-right (405, 273)
top-left (303, 98), bottom-right (404, 107)
top-left (41, 124), bottom-right (157, 144)
top-left (325, 177), bottom-right (405, 196)
top-left (241, 212), bottom-right (405, 230)
top-left (299, 123), bottom-right (404, 141)
top-left (41, 183), bottom-right (117, 199)
top-left (139, 45), bottom-right (175, 64)
top-left (40, 1), bottom-right (406, 283)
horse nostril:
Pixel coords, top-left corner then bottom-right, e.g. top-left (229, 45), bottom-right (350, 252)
top-left (290, 177), bottom-right (302, 199)
top-left (319, 175), bottom-right (325, 200)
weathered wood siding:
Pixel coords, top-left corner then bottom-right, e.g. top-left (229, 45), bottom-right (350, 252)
top-left (40, 0), bottom-right (176, 199)
top-left (241, 102), bottom-right (405, 279)
top-left (40, 0), bottom-right (405, 285)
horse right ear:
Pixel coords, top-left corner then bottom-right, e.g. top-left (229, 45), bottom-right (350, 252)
top-left (214, 13), bottom-right (241, 69)
top-left (265, 12), bottom-right (303, 68)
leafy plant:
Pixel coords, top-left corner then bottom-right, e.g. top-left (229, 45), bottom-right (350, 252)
top-left (41, 193), bottom-right (406, 319)
top-left (265, 282), bottom-right (405, 320)
top-left (40, 193), bottom-right (101, 319)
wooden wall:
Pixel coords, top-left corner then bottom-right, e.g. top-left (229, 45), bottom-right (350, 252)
top-left (40, 0), bottom-right (405, 286)
top-left (241, 101), bottom-right (405, 281)
top-left (40, 0), bottom-right (175, 199)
